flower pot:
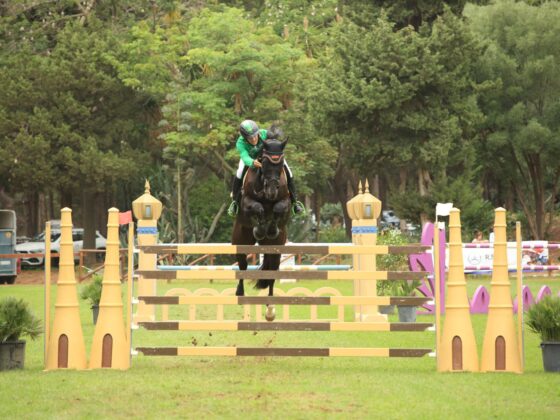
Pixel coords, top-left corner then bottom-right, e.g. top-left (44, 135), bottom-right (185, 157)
top-left (397, 306), bottom-right (417, 322)
top-left (379, 305), bottom-right (395, 315)
top-left (92, 305), bottom-right (99, 325)
top-left (541, 342), bottom-right (560, 372)
top-left (0, 340), bottom-right (25, 370)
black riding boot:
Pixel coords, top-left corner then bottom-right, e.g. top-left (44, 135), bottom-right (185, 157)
top-left (286, 174), bottom-right (305, 215)
top-left (228, 176), bottom-right (243, 217)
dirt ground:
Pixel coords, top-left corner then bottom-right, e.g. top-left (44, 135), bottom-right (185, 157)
top-left (10, 269), bottom-right (59, 285)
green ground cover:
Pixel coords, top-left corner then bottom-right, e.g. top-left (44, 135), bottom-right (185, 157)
top-left (0, 277), bottom-right (559, 419)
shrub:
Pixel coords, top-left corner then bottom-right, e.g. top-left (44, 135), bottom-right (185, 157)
top-left (80, 274), bottom-right (103, 307)
top-left (526, 295), bottom-right (560, 342)
top-left (0, 297), bottom-right (42, 342)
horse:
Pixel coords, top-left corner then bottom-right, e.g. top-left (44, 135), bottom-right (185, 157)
top-left (231, 137), bottom-right (291, 322)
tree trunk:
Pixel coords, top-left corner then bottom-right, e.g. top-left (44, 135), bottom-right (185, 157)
top-left (82, 189), bottom-right (97, 267)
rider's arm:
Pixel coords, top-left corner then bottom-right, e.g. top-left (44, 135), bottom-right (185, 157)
top-left (236, 137), bottom-right (256, 167)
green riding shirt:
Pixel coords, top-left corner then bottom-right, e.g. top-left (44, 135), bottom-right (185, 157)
top-left (236, 129), bottom-right (268, 168)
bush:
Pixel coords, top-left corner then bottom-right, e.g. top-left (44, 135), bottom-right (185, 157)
top-left (526, 295), bottom-right (560, 342)
top-left (80, 274), bottom-right (103, 307)
top-left (0, 297), bottom-right (42, 342)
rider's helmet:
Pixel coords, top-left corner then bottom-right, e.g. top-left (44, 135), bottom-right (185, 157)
top-left (240, 120), bottom-right (259, 141)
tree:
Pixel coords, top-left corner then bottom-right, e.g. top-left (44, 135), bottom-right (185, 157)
top-left (305, 11), bottom-right (486, 232)
top-left (466, 0), bottom-right (560, 238)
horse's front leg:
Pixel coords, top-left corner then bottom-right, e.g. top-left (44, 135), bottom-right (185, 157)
top-left (235, 253), bottom-right (248, 297)
top-left (267, 199), bottom-right (290, 239)
top-left (244, 198), bottom-right (266, 241)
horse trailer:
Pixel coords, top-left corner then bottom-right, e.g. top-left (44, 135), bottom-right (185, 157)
top-left (0, 210), bottom-right (19, 284)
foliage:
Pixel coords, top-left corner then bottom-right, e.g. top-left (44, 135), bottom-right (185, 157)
top-left (0, 297), bottom-right (42, 342)
top-left (526, 295), bottom-right (560, 342)
top-left (318, 226), bottom-right (347, 243)
top-left (466, 0), bottom-right (560, 239)
top-left (80, 274), bottom-right (103, 307)
top-left (392, 279), bottom-right (422, 297)
top-left (390, 176), bottom-right (494, 239)
top-left (376, 229), bottom-right (409, 271)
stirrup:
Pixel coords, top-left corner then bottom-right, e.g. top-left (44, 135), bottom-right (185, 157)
top-left (292, 201), bottom-right (306, 216)
top-left (227, 201), bottom-right (239, 217)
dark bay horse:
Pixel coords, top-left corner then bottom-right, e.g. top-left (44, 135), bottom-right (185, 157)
top-left (231, 138), bottom-right (291, 321)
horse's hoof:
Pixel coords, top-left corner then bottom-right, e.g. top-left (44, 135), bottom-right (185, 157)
top-left (266, 225), bottom-right (279, 239)
top-left (253, 226), bottom-right (266, 241)
top-left (265, 305), bottom-right (276, 322)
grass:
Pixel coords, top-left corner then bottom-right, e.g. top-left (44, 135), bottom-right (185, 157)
top-left (1, 276), bottom-right (559, 419)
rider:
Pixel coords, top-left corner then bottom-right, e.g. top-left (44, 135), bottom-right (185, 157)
top-left (228, 119), bottom-right (305, 217)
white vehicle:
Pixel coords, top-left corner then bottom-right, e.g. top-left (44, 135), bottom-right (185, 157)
top-left (16, 228), bottom-right (107, 267)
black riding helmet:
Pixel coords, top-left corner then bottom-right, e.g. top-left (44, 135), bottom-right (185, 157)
top-left (240, 120), bottom-right (259, 141)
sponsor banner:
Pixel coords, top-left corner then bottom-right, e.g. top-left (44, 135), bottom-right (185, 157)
top-left (459, 241), bottom-right (548, 272)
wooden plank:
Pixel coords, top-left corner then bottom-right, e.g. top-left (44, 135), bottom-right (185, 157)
top-left (387, 245), bottom-right (431, 254)
top-left (238, 322), bottom-right (330, 331)
top-left (138, 320), bottom-right (433, 332)
top-left (138, 243), bottom-right (429, 255)
top-left (136, 347), bottom-right (178, 356)
top-left (389, 323), bottom-right (433, 332)
top-left (178, 347), bottom-right (237, 356)
top-left (388, 349), bottom-right (432, 357)
top-left (329, 348), bottom-right (389, 357)
top-left (136, 347), bottom-right (433, 357)
top-left (137, 296), bottom-right (429, 306)
top-left (386, 271), bottom-right (427, 280)
top-left (138, 322), bottom-right (179, 330)
top-left (238, 296), bottom-right (331, 305)
top-left (389, 297), bottom-right (432, 306)
top-left (138, 296), bottom-right (180, 304)
top-left (136, 270), bottom-right (428, 281)
top-left (237, 348), bottom-right (329, 357)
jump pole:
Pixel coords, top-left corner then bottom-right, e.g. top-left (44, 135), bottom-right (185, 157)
top-left (434, 220), bottom-right (441, 368)
top-left (516, 222), bottom-right (523, 369)
top-left (127, 221), bottom-right (134, 353)
top-left (44, 221), bottom-right (51, 367)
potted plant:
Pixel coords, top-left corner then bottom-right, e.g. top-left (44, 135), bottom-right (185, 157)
top-left (526, 295), bottom-right (560, 372)
top-left (80, 274), bottom-right (103, 324)
top-left (377, 281), bottom-right (395, 314)
top-left (377, 229), bottom-right (410, 315)
top-left (394, 279), bottom-right (422, 322)
top-left (0, 297), bottom-right (42, 370)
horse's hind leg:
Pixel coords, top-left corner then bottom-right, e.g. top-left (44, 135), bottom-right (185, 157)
top-left (235, 253), bottom-right (247, 296)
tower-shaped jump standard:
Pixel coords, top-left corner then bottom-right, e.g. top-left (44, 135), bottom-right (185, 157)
top-left (438, 208), bottom-right (478, 372)
top-left (346, 180), bottom-right (385, 322)
top-left (132, 181), bottom-right (162, 322)
top-left (45, 208), bottom-right (87, 370)
top-left (480, 208), bottom-right (522, 373)
top-left (89, 208), bottom-right (129, 369)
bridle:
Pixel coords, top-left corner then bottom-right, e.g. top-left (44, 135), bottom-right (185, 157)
top-left (253, 150), bottom-right (284, 198)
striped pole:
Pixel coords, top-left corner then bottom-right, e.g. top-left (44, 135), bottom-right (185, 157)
top-left (137, 320), bottom-right (434, 332)
top-left (136, 295), bottom-right (432, 306)
top-left (138, 243), bottom-right (428, 255)
top-left (136, 270), bottom-right (427, 281)
top-left (136, 347), bottom-right (433, 358)
top-left (157, 264), bottom-right (352, 271)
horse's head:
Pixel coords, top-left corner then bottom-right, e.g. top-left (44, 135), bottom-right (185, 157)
top-left (259, 138), bottom-right (287, 201)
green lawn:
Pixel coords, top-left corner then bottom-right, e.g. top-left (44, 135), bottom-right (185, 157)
top-left (1, 276), bottom-right (559, 419)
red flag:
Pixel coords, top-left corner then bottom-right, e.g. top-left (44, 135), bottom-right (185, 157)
top-left (119, 210), bottom-right (133, 225)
